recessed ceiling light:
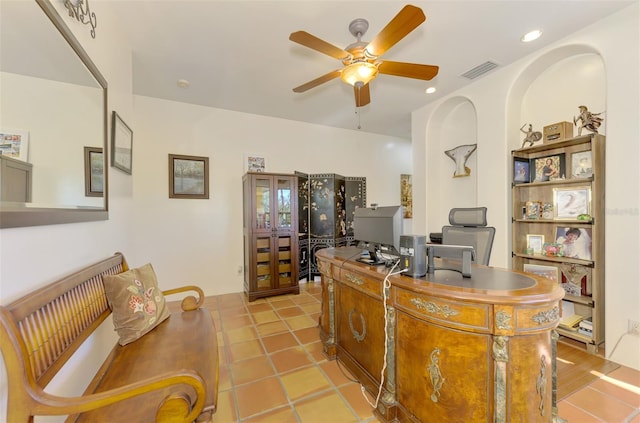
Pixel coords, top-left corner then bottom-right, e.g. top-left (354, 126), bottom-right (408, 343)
top-left (177, 79), bottom-right (190, 88)
top-left (425, 87), bottom-right (436, 94)
top-left (521, 30), bottom-right (542, 43)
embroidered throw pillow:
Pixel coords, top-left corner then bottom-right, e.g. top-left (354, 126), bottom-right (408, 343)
top-left (103, 263), bottom-right (170, 346)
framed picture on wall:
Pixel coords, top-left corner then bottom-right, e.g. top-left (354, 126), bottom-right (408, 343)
top-left (111, 111), bottom-right (133, 174)
top-left (169, 154), bottom-right (209, 199)
top-left (84, 146), bottom-right (103, 197)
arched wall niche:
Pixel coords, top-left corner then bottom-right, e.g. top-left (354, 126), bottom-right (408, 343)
top-left (425, 96), bottom-right (478, 232)
top-left (507, 44), bottom-right (604, 151)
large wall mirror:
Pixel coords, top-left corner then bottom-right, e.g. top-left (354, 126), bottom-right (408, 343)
top-left (0, 0), bottom-right (108, 228)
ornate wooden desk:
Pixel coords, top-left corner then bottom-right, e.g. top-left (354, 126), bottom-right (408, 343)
top-left (316, 247), bottom-right (565, 423)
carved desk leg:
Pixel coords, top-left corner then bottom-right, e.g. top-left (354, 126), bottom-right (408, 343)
top-left (492, 336), bottom-right (509, 423)
top-left (551, 330), bottom-right (568, 423)
top-left (376, 306), bottom-right (398, 421)
top-left (320, 277), bottom-right (337, 358)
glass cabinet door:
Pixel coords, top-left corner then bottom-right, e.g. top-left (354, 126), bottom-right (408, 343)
top-left (255, 177), bottom-right (271, 230)
top-left (276, 177), bottom-right (292, 229)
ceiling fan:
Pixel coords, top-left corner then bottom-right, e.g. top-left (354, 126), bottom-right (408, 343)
top-left (289, 5), bottom-right (439, 107)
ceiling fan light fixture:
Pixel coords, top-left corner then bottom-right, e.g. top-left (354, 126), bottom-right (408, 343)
top-left (340, 61), bottom-right (379, 86)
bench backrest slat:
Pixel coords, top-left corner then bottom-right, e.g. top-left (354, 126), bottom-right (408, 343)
top-left (1, 253), bottom-right (125, 388)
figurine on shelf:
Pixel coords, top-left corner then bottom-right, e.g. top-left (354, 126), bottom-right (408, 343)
top-left (573, 105), bottom-right (604, 136)
top-left (520, 124), bottom-right (542, 148)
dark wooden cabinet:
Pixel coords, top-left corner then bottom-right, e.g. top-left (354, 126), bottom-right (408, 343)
top-left (243, 172), bottom-right (299, 301)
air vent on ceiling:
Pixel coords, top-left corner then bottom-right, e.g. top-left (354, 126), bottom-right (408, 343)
top-left (461, 61), bottom-right (499, 80)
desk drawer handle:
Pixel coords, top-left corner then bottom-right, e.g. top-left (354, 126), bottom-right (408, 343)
top-left (427, 348), bottom-right (445, 403)
top-left (345, 273), bottom-right (364, 285)
top-left (411, 298), bottom-right (459, 318)
top-left (348, 308), bottom-right (366, 342)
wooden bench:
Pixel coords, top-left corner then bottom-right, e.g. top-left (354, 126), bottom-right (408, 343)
top-left (0, 252), bottom-right (218, 422)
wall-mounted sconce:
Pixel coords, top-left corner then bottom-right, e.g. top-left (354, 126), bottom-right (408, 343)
top-left (63, 0), bottom-right (97, 39)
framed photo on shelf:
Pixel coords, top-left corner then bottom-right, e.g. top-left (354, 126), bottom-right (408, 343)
top-left (169, 154), bottom-right (209, 199)
top-left (523, 264), bottom-right (559, 282)
top-left (555, 227), bottom-right (592, 260)
top-left (244, 153), bottom-right (267, 173)
top-left (553, 186), bottom-right (591, 219)
top-left (571, 151), bottom-right (593, 178)
top-left (84, 146), bottom-right (103, 197)
top-left (513, 158), bottom-right (530, 184)
top-left (533, 153), bottom-right (565, 182)
top-left (111, 111), bottom-right (133, 174)
top-left (526, 234), bottom-right (545, 254)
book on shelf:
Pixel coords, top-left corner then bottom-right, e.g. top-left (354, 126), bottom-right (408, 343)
top-left (559, 314), bottom-right (584, 330)
top-left (578, 327), bottom-right (593, 338)
top-left (579, 316), bottom-right (593, 330)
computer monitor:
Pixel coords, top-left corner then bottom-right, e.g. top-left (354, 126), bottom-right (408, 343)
top-left (353, 205), bottom-right (404, 265)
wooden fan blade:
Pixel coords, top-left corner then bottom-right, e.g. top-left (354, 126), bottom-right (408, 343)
top-left (365, 5), bottom-right (426, 57)
top-left (289, 31), bottom-right (351, 60)
top-left (354, 83), bottom-right (371, 107)
top-left (293, 70), bottom-right (342, 93)
top-left (378, 61), bottom-right (439, 80)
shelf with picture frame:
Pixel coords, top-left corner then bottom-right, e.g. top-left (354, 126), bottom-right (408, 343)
top-left (511, 133), bottom-right (605, 353)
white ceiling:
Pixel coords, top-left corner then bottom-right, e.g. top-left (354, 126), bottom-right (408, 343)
top-left (108, 1), bottom-right (632, 140)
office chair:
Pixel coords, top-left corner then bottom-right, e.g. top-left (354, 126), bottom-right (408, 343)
top-left (441, 207), bottom-right (496, 266)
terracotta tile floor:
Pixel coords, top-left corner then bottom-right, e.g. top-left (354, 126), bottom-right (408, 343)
top-left (203, 282), bottom-right (640, 422)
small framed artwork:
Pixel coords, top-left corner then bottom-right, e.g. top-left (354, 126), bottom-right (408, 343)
top-left (523, 264), bottom-right (559, 282)
top-left (571, 151), bottom-right (593, 178)
top-left (169, 154), bottom-right (209, 199)
top-left (526, 234), bottom-right (545, 254)
top-left (0, 129), bottom-right (29, 162)
top-left (513, 158), bottom-right (530, 184)
top-left (553, 187), bottom-right (591, 219)
top-left (525, 201), bottom-right (541, 220)
top-left (84, 146), bottom-right (104, 197)
top-left (533, 153), bottom-right (565, 182)
top-left (111, 111), bottom-right (133, 174)
top-left (244, 154), bottom-right (267, 173)
top-left (555, 227), bottom-right (592, 260)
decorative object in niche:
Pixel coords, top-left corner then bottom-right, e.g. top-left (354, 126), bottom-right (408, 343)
top-left (444, 143), bottom-right (477, 177)
top-left (543, 121), bottom-right (573, 143)
top-left (84, 146), bottom-right (103, 197)
top-left (0, 130), bottom-right (29, 162)
top-left (111, 111), bottom-right (133, 174)
top-left (169, 154), bottom-right (209, 199)
top-left (520, 123), bottom-right (542, 148)
top-left (63, 0), bottom-right (97, 38)
top-left (573, 105), bottom-right (604, 136)
top-left (400, 174), bottom-right (412, 218)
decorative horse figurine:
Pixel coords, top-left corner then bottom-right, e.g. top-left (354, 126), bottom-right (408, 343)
top-left (445, 144), bottom-right (477, 177)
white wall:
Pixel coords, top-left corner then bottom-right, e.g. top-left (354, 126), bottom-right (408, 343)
top-left (413, 3), bottom-right (639, 369)
top-left (128, 95), bottom-right (412, 296)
